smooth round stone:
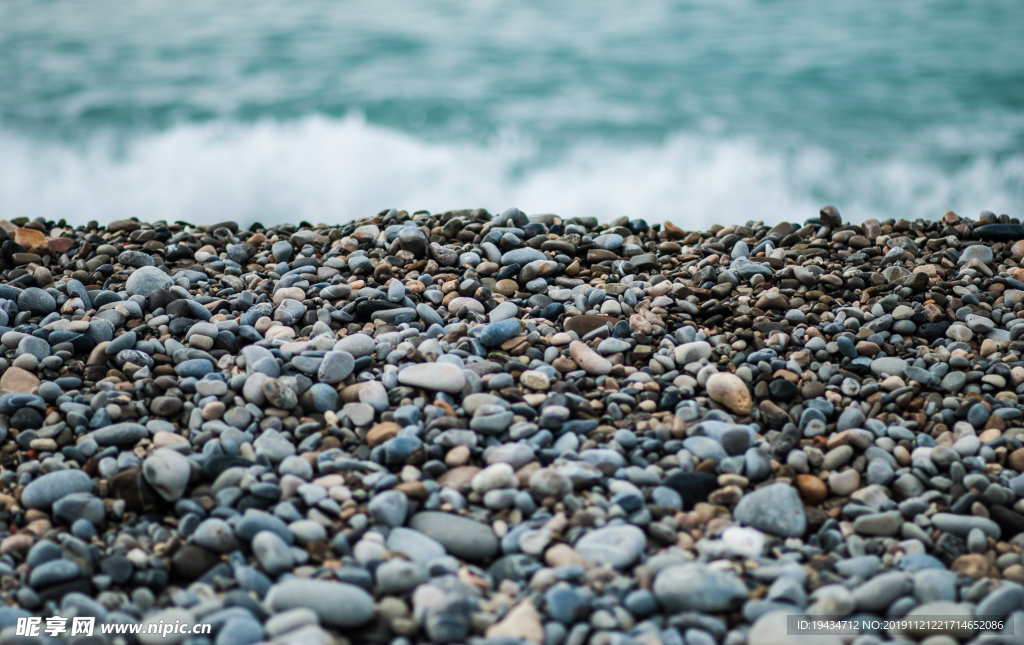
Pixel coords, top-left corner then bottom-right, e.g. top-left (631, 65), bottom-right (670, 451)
top-left (654, 564), bottom-right (748, 613)
top-left (216, 619), bottom-right (264, 645)
top-left (733, 483), bottom-right (806, 537)
top-left (828, 469), bottom-right (861, 496)
top-left (126, 266), bottom-right (173, 297)
top-left (870, 357), bottom-right (907, 378)
top-left (317, 351), bottom-right (354, 384)
top-left (748, 611), bottom-right (842, 645)
top-left (21, 470), bottom-right (93, 509)
top-left (447, 297), bottom-right (485, 315)
top-left (175, 358), bottom-right (214, 378)
top-left (16, 336), bottom-right (50, 361)
top-left (193, 519), bottom-right (241, 553)
top-left (333, 334), bottom-right (376, 357)
top-left (408, 512), bottom-right (499, 562)
top-left (479, 319), bottom-right (521, 346)
top-left (385, 527), bottom-right (446, 564)
top-left (343, 402), bottom-right (375, 426)
top-left (574, 524), bottom-right (646, 569)
top-left (958, 245), bottom-right (993, 265)
top-left (17, 288), bottom-right (56, 315)
top-left (568, 341), bottom-right (612, 376)
top-left (150, 396), bottom-right (182, 416)
top-left (706, 372), bottom-right (752, 415)
top-left (52, 493), bottom-right (105, 526)
top-left (265, 579), bottom-right (374, 628)
top-left (29, 559), bottom-right (81, 588)
top-left (519, 370), bottom-right (550, 390)
top-left (303, 383), bottom-right (337, 412)
top-left (398, 363), bottom-right (465, 393)
top-left (367, 490), bottom-right (409, 527)
top-left (930, 513), bottom-right (1001, 540)
top-left (500, 248), bottom-right (546, 265)
top-left (852, 511), bottom-right (902, 536)
top-left (488, 301), bottom-right (519, 323)
top-left (253, 429), bottom-right (296, 463)
top-left (252, 531), bottom-right (294, 576)
top-left (142, 449), bottom-right (191, 502)
top-left (375, 559), bottom-right (428, 594)
top-left (262, 379), bottom-right (298, 409)
top-left (271, 241), bottom-right (293, 262)
top-left (768, 379), bottom-right (798, 401)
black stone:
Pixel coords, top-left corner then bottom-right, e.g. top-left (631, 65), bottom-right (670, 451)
top-left (989, 505), bottom-right (1024, 540)
top-left (663, 472), bottom-right (717, 510)
top-left (972, 224), bottom-right (1024, 242)
top-left (768, 379), bottom-right (798, 401)
top-left (10, 408), bottom-right (43, 431)
top-left (918, 321), bottom-right (951, 342)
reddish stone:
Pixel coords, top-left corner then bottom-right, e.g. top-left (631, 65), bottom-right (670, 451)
top-left (47, 237), bottom-right (74, 254)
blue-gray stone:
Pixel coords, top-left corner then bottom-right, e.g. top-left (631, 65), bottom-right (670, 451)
top-left (176, 358), bottom-right (215, 378)
top-left (500, 248), bottom-right (546, 266)
top-left (479, 319), bottom-right (520, 347)
top-left (29, 560), bottom-right (81, 588)
top-left (88, 422), bottom-right (148, 446)
top-left (21, 470), bottom-right (94, 509)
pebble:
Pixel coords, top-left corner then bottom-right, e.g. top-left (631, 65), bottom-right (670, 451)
top-left (654, 564), bottom-right (749, 612)
top-left (21, 470), bottom-right (94, 509)
top-left (706, 372), bottom-right (752, 414)
top-left (733, 483), bottom-right (806, 537)
top-left (0, 206), bottom-right (1020, 642)
top-left (408, 512), bottom-right (499, 561)
top-left (265, 579), bottom-right (375, 627)
top-left (397, 362), bottom-right (465, 393)
top-left (141, 449), bottom-right (191, 502)
top-left (573, 524), bottom-right (646, 569)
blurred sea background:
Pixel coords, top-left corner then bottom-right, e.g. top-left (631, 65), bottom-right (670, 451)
top-left (1, 0), bottom-right (1022, 228)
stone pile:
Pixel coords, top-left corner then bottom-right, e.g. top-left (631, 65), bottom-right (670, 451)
top-left (0, 207), bottom-right (1022, 644)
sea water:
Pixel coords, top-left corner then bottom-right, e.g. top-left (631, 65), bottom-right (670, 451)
top-left (1, 0), bottom-right (1021, 228)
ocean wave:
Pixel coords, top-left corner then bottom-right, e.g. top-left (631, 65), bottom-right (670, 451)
top-left (0, 114), bottom-right (1020, 228)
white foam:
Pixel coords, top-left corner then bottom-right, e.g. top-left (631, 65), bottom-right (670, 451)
top-left (0, 114), bottom-right (1020, 228)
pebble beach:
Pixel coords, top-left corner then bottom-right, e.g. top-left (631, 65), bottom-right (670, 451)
top-left (2, 205), bottom-right (1024, 644)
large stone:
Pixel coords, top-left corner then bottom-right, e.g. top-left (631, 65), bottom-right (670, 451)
top-left (0, 367), bottom-right (40, 394)
top-left (142, 449), bottom-right (191, 502)
top-left (126, 266), bottom-right (173, 297)
top-left (408, 512), bottom-right (499, 561)
top-left (265, 579), bottom-right (375, 628)
top-left (397, 363), bottom-right (465, 393)
top-left (568, 341), bottom-right (612, 376)
top-left (733, 483), bottom-right (806, 537)
top-left (573, 524), bottom-right (646, 569)
top-left (706, 372), bottom-right (752, 415)
top-left (654, 564), bottom-right (749, 613)
top-left (21, 470), bottom-right (93, 509)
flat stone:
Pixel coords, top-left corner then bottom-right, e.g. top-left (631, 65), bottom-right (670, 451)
top-left (398, 362), bottom-right (465, 393)
top-left (408, 511), bottom-right (499, 561)
top-left (733, 483), bottom-right (806, 537)
top-left (706, 372), bottom-right (753, 415)
top-left (142, 449), bottom-right (191, 502)
top-left (126, 266), bottom-right (173, 297)
top-left (573, 524), bottom-right (646, 569)
top-left (654, 564), bottom-right (748, 612)
top-left (265, 579), bottom-right (375, 628)
top-left (21, 470), bottom-right (93, 509)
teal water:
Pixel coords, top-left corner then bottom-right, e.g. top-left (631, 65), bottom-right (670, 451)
top-left (1, 0), bottom-right (1022, 227)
